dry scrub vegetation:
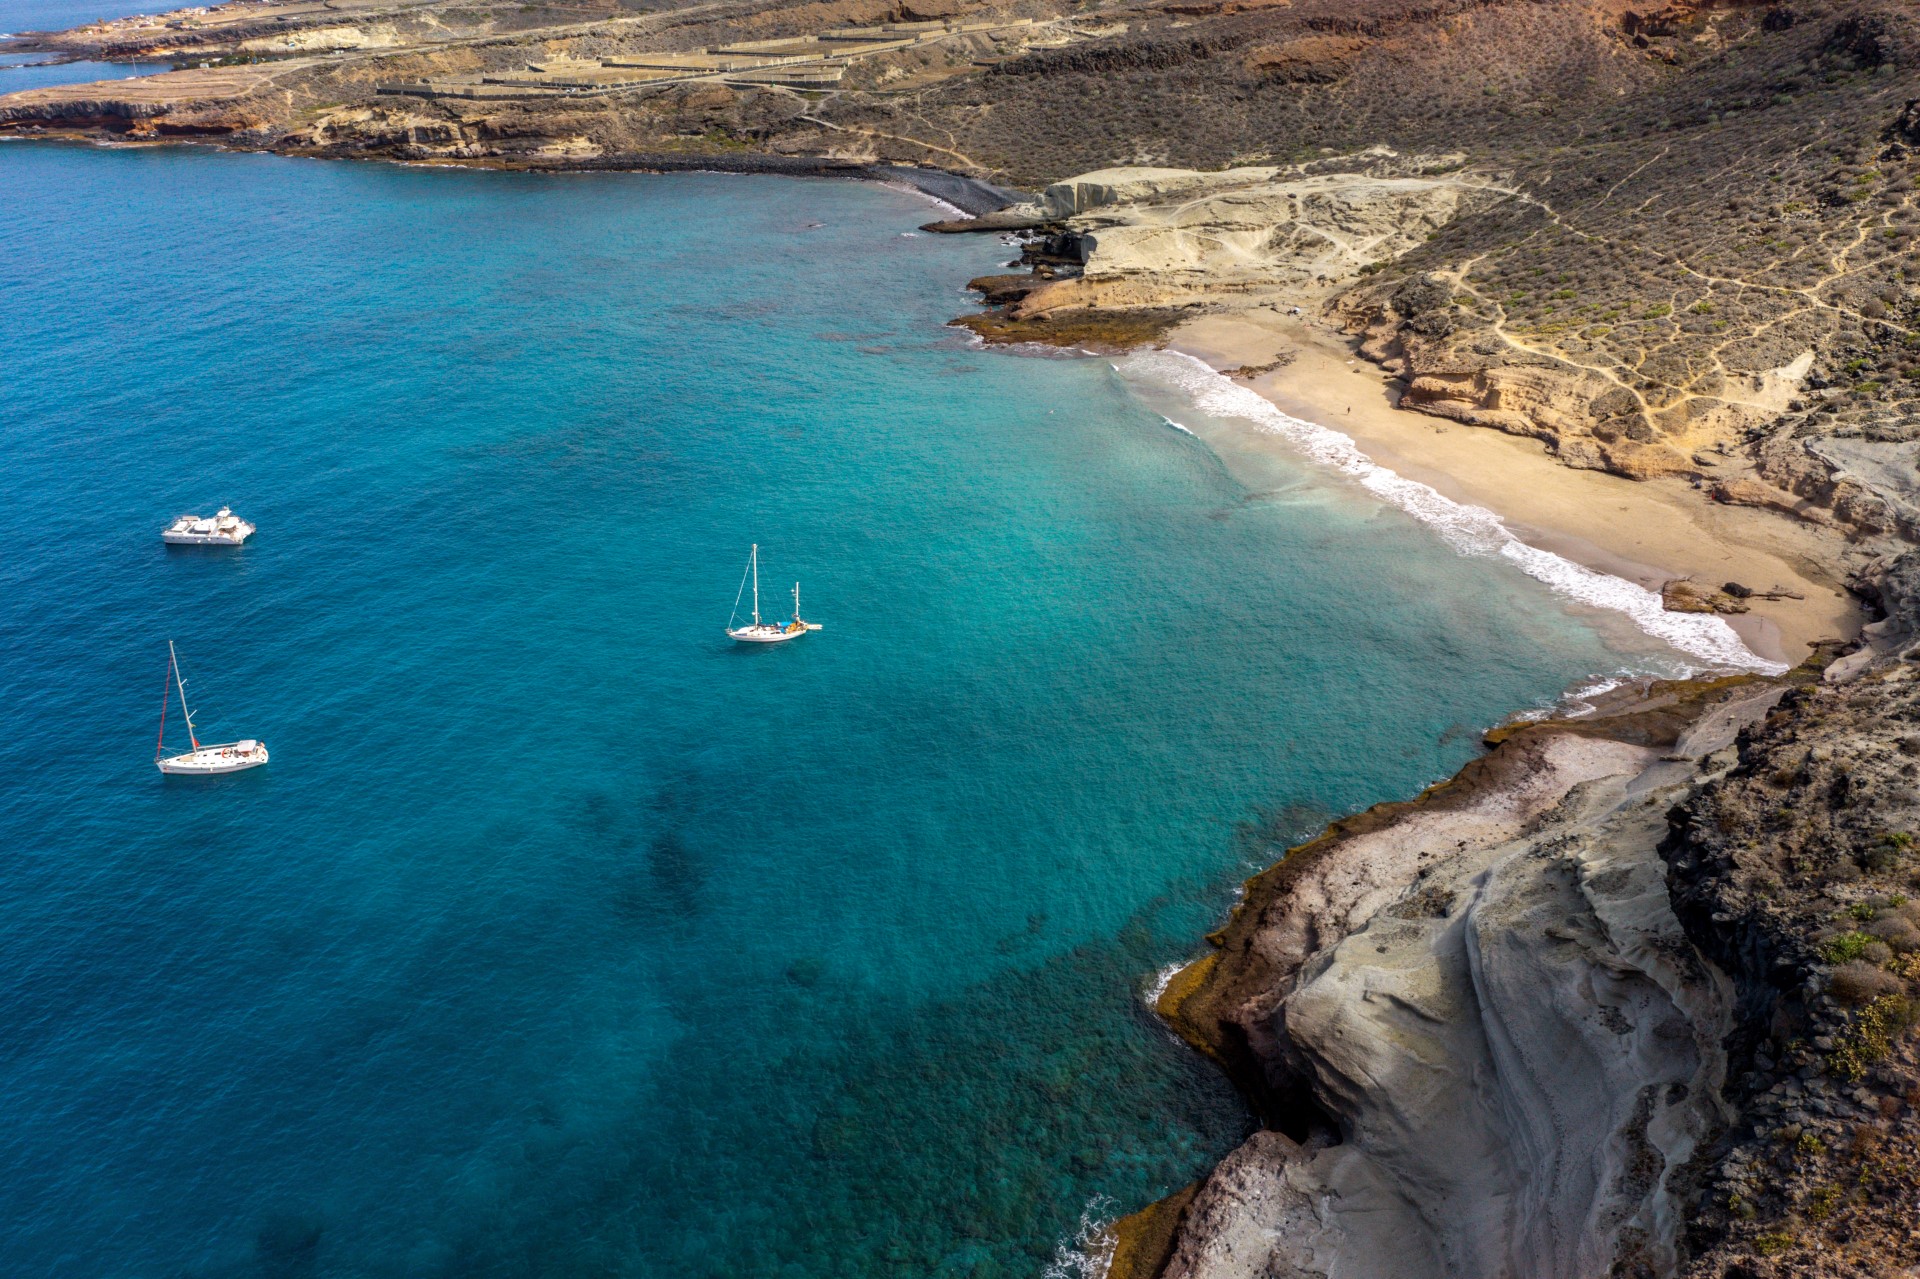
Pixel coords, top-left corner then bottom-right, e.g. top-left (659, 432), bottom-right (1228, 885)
top-left (1665, 625), bottom-right (1920, 1277)
top-left (823, 0), bottom-right (1920, 518)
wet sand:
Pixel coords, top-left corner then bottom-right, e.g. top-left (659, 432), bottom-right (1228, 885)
top-left (1167, 311), bottom-right (1862, 665)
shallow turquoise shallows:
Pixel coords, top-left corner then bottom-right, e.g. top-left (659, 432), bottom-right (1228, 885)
top-left (0, 145), bottom-right (1682, 1278)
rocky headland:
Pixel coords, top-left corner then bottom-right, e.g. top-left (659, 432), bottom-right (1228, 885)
top-left (10, 0), bottom-right (1920, 1274)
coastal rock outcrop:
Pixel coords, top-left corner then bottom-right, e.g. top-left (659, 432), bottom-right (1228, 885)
top-left (1151, 683), bottom-right (1806, 1279)
top-left (1011, 156), bottom-right (1503, 318)
top-left (0, 61), bottom-right (295, 134)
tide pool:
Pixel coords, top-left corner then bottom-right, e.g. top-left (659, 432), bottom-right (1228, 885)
top-left (0, 145), bottom-right (1692, 1277)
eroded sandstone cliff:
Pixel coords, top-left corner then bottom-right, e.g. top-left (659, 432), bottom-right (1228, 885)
top-left (1148, 680), bottom-right (1779, 1278)
top-left (1132, 565), bottom-right (1920, 1278)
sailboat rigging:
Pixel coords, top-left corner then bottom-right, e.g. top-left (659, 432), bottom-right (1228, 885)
top-left (726, 544), bottom-right (823, 644)
top-left (155, 641), bottom-right (269, 774)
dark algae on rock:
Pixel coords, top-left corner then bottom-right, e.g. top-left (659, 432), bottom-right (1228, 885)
top-left (1661, 556), bottom-right (1920, 1278)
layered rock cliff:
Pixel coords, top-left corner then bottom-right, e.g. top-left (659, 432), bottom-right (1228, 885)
top-left (1134, 560), bottom-right (1920, 1278)
top-left (1148, 681), bottom-right (1776, 1278)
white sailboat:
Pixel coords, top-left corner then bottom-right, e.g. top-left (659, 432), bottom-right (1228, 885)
top-left (155, 641), bottom-right (269, 775)
top-left (726, 543), bottom-right (823, 644)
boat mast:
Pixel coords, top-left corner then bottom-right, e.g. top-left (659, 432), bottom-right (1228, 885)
top-left (169, 640), bottom-right (200, 751)
top-left (793, 581), bottom-right (801, 622)
top-left (751, 543), bottom-right (762, 627)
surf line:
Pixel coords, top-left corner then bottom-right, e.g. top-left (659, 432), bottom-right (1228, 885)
top-left (1122, 349), bottom-right (1787, 676)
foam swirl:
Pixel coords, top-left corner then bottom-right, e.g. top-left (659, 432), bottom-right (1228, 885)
top-left (1123, 349), bottom-right (1787, 675)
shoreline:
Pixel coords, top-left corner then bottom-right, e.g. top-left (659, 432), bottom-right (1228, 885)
top-left (0, 98), bottom-right (1031, 215)
top-left (1163, 311), bottom-right (1863, 668)
top-left (1118, 664), bottom-right (1826, 1279)
top-left (1115, 345), bottom-right (1788, 677)
top-left (1060, 304), bottom-right (1873, 1276)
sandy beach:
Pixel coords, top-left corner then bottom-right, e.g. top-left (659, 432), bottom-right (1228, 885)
top-left (1167, 311), bottom-right (1863, 666)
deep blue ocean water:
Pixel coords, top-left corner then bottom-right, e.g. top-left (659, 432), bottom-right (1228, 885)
top-left (4, 0), bottom-right (170, 34)
top-left (0, 54), bottom-right (171, 91)
top-left (0, 144), bottom-right (1695, 1278)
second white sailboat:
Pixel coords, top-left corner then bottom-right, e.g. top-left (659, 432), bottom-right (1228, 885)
top-left (155, 641), bottom-right (269, 774)
top-left (726, 543), bottom-right (822, 644)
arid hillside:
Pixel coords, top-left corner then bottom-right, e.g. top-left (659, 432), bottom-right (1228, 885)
top-left (20, 0), bottom-right (1908, 533)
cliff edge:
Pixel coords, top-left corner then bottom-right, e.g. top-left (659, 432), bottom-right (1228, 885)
top-left (1136, 564), bottom-right (1920, 1278)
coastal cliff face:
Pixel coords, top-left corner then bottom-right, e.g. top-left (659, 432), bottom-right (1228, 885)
top-left (1660, 558), bottom-right (1920, 1276)
top-left (1003, 157), bottom-right (1499, 315)
top-left (1151, 685), bottom-right (1774, 1279)
top-left (1140, 561), bottom-right (1920, 1279)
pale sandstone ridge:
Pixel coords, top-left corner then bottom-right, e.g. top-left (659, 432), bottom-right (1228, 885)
top-left (0, 62), bottom-right (309, 132)
top-left (1012, 153), bottom-right (1492, 315)
top-left (1154, 685), bottom-right (1792, 1279)
top-left (1351, 278), bottom-right (1851, 484)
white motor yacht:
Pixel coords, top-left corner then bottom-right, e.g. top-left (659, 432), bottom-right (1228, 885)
top-left (163, 507), bottom-right (254, 546)
top-left (155, 641), bottom-right (269, 775)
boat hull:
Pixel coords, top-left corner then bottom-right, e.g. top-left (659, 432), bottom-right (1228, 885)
top-left (162, 532), bottom-right (252, 546)
top-left (162, 526), bottom-right (255, 545)
top-left (158, 741), bottom-right (269, 774)
top-left (728, 625), bottom-right (806, 643)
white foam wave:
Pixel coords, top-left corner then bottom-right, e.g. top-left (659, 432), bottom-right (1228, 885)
top-left (1043, 1196), bottom-right (1117, 1279)
top-left (1143, 961), bottom-right (1185, 1007)
top-left (1160, 416), bottom-right (1196, 437)
top-left (1561, 674), bottom-right (1633, 717)
top-left (1122, 349), bottom-right (1786, 675)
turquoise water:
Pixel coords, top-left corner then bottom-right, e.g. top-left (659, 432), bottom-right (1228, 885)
top-left (0, 145), bottom-right (1685, 1278)
top-left (0, 54), bottom-right (172, 90)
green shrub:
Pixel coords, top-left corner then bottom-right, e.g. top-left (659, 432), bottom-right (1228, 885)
top-left (1821, 931), bottom-right (1877, 963)
top-left (1830, 994), bottom-right (1917, 1082)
